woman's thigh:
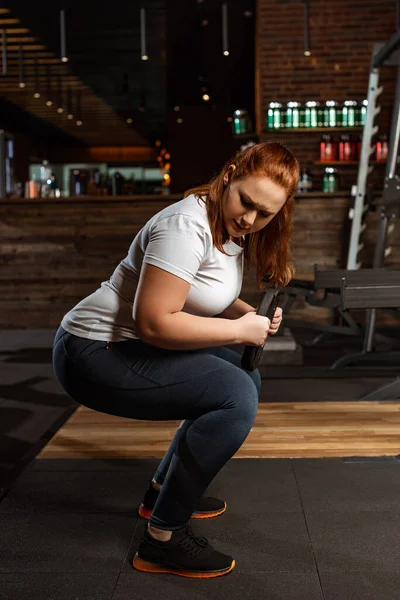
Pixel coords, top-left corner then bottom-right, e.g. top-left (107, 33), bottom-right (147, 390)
top-left (53, 328), bottom-right (260, 422)
top-left (198, 345), bottom-right (261, 396)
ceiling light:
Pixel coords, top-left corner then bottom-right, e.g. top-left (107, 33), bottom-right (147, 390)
top-left (33, 58), bottom-right (40, 98)
top-left (18, 44), bottom-right (24, 88)
top-left (222, 3), bottom-right (229, 57)
top-left (304, 1), bottom-right (311, 57)
top-left (46, 65), bottom-right (53, 107)
top-left (140, 8), bottom-right (149, 61)
top-left (60, 9), bottom-right (68, 63)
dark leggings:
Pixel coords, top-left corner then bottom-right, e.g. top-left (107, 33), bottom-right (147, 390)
top-left (52, 325), bottom-right (261, 531)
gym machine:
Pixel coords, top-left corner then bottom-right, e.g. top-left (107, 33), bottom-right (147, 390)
top-left (340, 276), bottom-right (400, 398)
top-left (281, 30), bottom-right (400, 366)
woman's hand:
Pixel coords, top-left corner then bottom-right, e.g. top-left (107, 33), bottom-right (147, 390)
top-left (246, 306), bottom-right (282, 335)
top-left (268, 307), bottom-right (282, 335)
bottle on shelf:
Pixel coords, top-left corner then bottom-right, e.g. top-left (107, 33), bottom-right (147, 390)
top-left (285, 101), bottom-right (304, 128)
top-left (290, 102), bottom-right (300, 128)
top-left (233, 109), bottom-right (250, 135)
top-left (376, 134), bottom-right (388, 162)
top-left (39, 159), bottom-right (52, 198)
top-left (297, 168), bottom-right (313, 194)
top-left (360, 99), bottom-right (368, 126)
top-left (267, 102), bottom-right (283, 129)
top-left (25, 176), bottom-right (39, 198)
top-left (285, 102), bottom-right (294, 128)
top-left (319, 134), bottom-right (338, 161)
top-left (305, 101), bottom-right (319, 128)
top-left (324, 100), bottom-right (339, 127)
top-left (341, 100), bottom-right (357, 127)
top-left (338, 134), bottom-right (354, 161)
top-left (322, 167), bottom-right (338, 192)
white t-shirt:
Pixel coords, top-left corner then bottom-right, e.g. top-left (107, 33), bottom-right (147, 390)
top-left (61, 194), bottom-right (244, 341)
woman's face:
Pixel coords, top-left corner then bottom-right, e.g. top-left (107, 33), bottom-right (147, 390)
top-left (222, 172), bottom-right (287, 239)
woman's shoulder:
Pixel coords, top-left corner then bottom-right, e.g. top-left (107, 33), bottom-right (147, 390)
top-left (152, 194), bottom-right (210, 232)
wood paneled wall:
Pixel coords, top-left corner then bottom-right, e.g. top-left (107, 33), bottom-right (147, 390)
top-left (1, 192), bottom-right (399, 328)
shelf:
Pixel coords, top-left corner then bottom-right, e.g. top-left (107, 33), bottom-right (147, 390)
top-left (314, 161), bottom-right (387, 166)
top-left (295, 191), bottom-right (351, 197)
top-left (261, 127), bottom-right (363, 136)
top-left (232, 132), bottom-right (258, 139)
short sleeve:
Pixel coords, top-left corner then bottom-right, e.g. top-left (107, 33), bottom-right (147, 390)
top-left (143, 214), bottom-right (208, 284)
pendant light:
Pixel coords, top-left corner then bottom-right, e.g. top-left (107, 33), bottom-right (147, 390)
top-left (60, 9), bottom-right (68, 62)
top-left (222, 3), bottom-right (229, 56)
top-left (18, 44), bottom-right (25, 88)
top-left (304, 1), bottom-right (311, 56)
top-left (140, 8), bottom-right (148, 60)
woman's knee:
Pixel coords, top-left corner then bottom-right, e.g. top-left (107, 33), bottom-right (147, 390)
top-left (247, 368), bottom-right (261, 395)
top-left (218, 368), bottom-right (259, 421)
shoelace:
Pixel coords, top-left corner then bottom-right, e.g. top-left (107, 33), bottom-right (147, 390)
top-left (177, 525), bottom-right (209, 557)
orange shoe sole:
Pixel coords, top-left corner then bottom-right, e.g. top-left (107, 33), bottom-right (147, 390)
top-left (138, 502), bottom-right (227, 520)
top-left (133, 553), bottom-right (235, 578)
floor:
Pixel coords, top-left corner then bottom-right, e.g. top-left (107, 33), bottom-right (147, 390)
top-left (1, 327), bottom-right (400, 599)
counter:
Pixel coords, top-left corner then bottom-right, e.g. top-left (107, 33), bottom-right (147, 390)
top-left (1, 192), bottom-right (397, 328)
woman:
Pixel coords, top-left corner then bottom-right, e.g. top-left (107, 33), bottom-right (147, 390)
top-left (52, 141), bottom-right (299, 579)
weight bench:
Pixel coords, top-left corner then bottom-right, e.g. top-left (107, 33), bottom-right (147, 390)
top-left (281, 266), bottom-right (400, 345)
top-left (332, 275), bottom-right (400, 398)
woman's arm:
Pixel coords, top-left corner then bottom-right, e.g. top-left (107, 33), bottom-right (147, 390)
top-left (215, 297), bottom-right (257, 320)
top-left (215, 298), bottom-right (283, 335)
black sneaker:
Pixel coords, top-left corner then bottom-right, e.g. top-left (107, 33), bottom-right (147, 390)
top-left (133, 524), bottom-right (235, 578)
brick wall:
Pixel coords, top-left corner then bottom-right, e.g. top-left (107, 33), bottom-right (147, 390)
top-left (256, 0), bottom-right (397, 190)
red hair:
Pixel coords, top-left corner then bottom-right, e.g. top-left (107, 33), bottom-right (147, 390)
top-left (184, 142), bottom-right (300, 290)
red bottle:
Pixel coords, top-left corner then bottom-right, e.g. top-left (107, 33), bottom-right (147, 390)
top-left (320, 135), bottom-right (337, 161)
top-left (376, 135), bottom-right (388, 162)
top-left (339, 135), bottom-right (353, 161)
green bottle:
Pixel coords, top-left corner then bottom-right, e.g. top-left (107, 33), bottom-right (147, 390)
top-left (328, 168), bottom-right (338, 192)
top-left (267, 102), bottom-right (276, 129)
top-left (324, 101), bottom-right (337, 127)
top-left (267, 102), bottom-right (282, 129)
top-left (286, 102), bottom-right (294, 128)
top-left (323, 168), bottom-right (330, 193)
top-left (274, 102), bottom-right (283, 128)
top-left (233, 109), bottom-right (249, 134)
top-left (291, 102), bottom-right (300, 128)
top-left (342, 100), bottom-right (356, 127)
top-left (305, 101), bottom-right (319, 128)
top-left (360, 99), bottom-right (368, 126)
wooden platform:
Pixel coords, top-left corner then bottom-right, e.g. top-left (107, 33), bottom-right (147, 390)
top-left (37, 401), bottom-right (400, 460)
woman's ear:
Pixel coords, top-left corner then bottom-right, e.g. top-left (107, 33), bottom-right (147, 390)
top-left (223, 164), bottom-right (236, 187)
